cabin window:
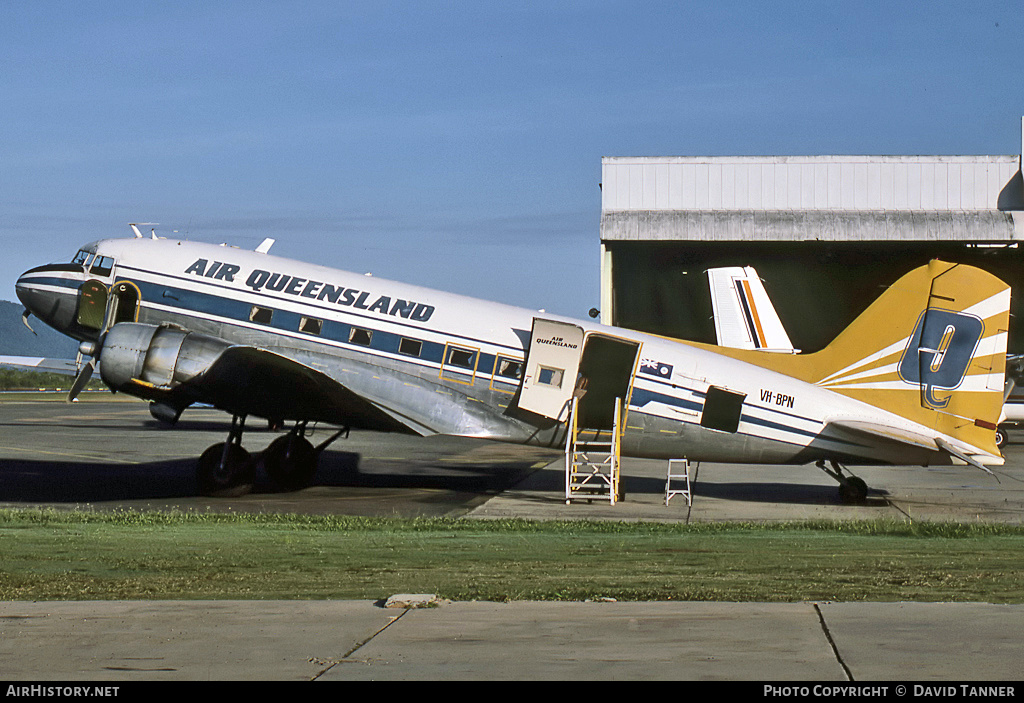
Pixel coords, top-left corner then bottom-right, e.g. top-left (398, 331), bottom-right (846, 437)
top-left (299, 317), bottom-right (322, 335)
top-left (446, 346), bottom-right (476, 369)
top-left (490, 356), bottom-right (523, 394)
top-left (536, 365), bottom-right (564, 388)
top-left (399, 337), bottom-right (422, 357)
top-left (349, 328), bottom-right (373, 346)
top-left (90, 256), bottom-right (114, 277)
top-left (440, 343), bottom-right (480, 384)
top-left (249, 306), bottom-right (274, 325)
top-left (700, 386), bottom-right (746, 433)
top-left (495, 357), bottom-right (523, 380)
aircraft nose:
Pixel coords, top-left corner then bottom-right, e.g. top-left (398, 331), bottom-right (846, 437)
top-left (15, 264), bottom-right (81, 334)
top-left (15, 270), bottom-right (42, 311)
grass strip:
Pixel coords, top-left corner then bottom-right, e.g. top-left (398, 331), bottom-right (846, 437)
top-left (2, 508), bottom-right (1023, 603)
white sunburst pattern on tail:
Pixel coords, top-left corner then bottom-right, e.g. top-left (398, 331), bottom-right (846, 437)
top-left (815, 287), bottom-right (1009, 396)
top-left (815, 336), bottom-right (911, 391)
top-left (961, 288), bottom-right (1012, 393)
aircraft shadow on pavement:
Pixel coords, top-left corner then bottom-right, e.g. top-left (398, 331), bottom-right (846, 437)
top-left (142, 418), bottom-right (245, 432)
top-left (0, 449), bottom-right (543, 504)
top-left (314, 451), bottom-right (539, 492)
top-left (519, 468), bottom-right (887, 507)
top-left (0, 444), bottom-right (886, 507)
top-left (0, 457), bottom-right (204, 503)
top-left (683, 479), bottom-right (888, 506)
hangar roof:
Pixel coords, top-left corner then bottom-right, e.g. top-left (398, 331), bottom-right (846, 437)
top-left (600, 155), bottom-right (1024, 241)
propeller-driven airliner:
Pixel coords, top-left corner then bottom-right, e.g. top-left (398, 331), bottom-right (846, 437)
top-left (15, 225), bottom-right (1010, 503)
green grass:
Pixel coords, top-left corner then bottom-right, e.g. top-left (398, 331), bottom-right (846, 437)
top-left (2, 508), bottom-right (1023, 603)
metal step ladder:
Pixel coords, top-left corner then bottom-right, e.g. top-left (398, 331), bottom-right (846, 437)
top-left (565, 396), bottom-right (624, 505)
top-left (665, 459), bottom-right (694, 506)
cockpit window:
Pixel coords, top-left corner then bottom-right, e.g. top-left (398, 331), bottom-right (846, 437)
top-left (90, 256), bottom-right (114, 277)
top-left (72, 250), bottom-right (94, 267)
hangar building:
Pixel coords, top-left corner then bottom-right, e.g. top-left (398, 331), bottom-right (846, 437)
top-left (599, 125), bottom-right (1024, 354)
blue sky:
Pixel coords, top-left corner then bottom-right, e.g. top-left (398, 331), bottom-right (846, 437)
top-left (2, 1), bottom-right (1023, 317)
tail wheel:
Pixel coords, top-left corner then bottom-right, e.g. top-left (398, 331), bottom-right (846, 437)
top-left (839, 476), bottom-right (868, 504)
top-left (817, 460), bottom-right (869, 505)
top-left (197, 442), bottom-right (254, 497)
top-left (264, 435), bottom-right (318, 492)
top-left (996, 426), bottom-right (1008, 449)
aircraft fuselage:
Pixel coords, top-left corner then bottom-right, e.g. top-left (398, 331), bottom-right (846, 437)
top-left (15, 236), bottom-right (1001, 470)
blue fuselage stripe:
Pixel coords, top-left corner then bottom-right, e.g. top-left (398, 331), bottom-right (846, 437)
top-left (630, 386), bottom-right (861, 447)
top-left (122, 275), bottom-right (520, 388)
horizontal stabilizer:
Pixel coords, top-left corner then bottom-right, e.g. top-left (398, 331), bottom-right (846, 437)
top-left (825, 418), bottom-right (1002, 472)
top-left (935, 437), bottom-right (996, 477)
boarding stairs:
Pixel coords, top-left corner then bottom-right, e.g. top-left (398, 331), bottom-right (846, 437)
top-left (565, 396), bottom-right (624, 505)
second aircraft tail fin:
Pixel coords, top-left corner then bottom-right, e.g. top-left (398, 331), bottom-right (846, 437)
top-left (707, 266), bottom-right (797, 353)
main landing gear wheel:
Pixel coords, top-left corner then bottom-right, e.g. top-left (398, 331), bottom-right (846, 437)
top-left (195, 415), bottom-right (346, 497)
top-left (197, 442), bottom-right (255, 497)
top-left (197, 414), bottom-right (255, 497)
top-left (816, 459), bottom-right (869, 505)
top-left (264, 434), bottom-right (318, 492)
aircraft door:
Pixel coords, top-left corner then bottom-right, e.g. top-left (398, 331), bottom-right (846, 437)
top-left (76, 280), bottom-right (108, 330)
top-left (517, 318), bottom-right (585, 420)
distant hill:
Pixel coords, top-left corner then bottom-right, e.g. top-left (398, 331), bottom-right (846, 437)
top-left (0, 300), bottom-right (79, 357)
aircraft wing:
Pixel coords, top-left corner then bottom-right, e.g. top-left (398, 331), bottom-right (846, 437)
top-left (823, 418), bottom-right (1000, 471)
top-left (0, 356), bottom-right (80, 374)
top-left (97, 322), bottom-right (522, 438)
top-left (190, 346), bottom-right (415, 430)
top-left (118, 343), bottom-right (417, 434)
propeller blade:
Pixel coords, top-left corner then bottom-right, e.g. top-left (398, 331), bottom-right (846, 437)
top-left (68, 359), bottom-right (95, 402)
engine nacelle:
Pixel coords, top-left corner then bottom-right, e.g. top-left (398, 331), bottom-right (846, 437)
top-left (99, 322), bottom-right (232, 394)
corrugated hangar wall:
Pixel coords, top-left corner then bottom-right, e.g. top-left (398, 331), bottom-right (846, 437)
top-left (599, 146), bottom-right (1024, 354)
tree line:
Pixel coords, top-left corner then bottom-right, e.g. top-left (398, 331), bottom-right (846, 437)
top-left (0, 368), bottom-right (104, 391)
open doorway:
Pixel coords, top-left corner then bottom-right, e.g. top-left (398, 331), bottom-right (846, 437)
top-left (107, 281), bottom-right (140, 327)
top-left (574, 333), bottom-right (640, 430)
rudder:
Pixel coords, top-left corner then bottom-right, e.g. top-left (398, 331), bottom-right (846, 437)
top-left (807, 260), bottom-right (1009, 456)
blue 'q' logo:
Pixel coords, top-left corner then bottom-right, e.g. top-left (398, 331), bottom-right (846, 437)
top-left (897, 309), bottom-right (983, 409)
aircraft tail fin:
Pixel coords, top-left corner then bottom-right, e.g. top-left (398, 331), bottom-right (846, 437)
top-left (698, 260), bottom-right (1010, 459)
top-left (805, 260), bottom-right (1009, 458)
top-left (708, 266), bottom-right (797, 353)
